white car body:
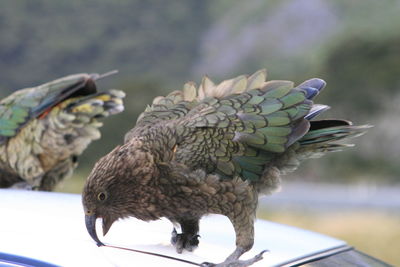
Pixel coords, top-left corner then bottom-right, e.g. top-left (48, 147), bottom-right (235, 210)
top-left (0, 189), bottom-right (369, 267)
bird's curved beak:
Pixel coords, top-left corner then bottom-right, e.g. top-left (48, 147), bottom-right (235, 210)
top-left (85, 214), bottom-right (105, 246)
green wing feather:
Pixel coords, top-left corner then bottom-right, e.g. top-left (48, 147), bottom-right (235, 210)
top-left (177, 76), bottom-right (315, 181)
top-left (0, 74), bottom-right (96, 144)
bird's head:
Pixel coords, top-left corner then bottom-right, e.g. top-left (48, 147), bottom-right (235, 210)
top-left (82, 139), bottom-right (158, 246)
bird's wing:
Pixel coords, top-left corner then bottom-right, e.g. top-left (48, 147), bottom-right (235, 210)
top-left (0, 73), bottom-right (100, 144)
top-left (132, 70), bottom-right (277, 133)
top-left (126, 81), bottom-right (200, 142)
top-left (134, 88), bottom-right (197, 125)
top-left (173, 71), bottom-right (327, 181)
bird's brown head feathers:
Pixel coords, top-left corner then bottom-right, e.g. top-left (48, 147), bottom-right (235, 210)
top-left (82, 139), bottom-right (158, 245)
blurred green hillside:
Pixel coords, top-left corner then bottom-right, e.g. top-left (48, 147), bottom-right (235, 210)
top-left (0, 0), bottom-right (208, 90)
top-left (1, 0), bottom-right (399, 188)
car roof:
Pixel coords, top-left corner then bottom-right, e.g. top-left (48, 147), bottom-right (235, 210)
top-left (0, 189), bottom-right (347, 267)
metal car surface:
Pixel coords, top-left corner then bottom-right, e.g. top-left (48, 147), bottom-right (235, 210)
top-left (0, 189), bottom-right (389, 267)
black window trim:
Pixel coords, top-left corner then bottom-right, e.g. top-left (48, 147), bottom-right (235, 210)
top-left (0, 252), bottom-right (59, 267)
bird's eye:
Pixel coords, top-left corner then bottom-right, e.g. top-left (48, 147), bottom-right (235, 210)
top-left (97, 192), bottom-right (108, 201)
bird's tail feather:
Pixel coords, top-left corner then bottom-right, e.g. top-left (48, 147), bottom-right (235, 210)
top-left (65, 89), bottom-right (125, 119)
top-left (45, 89), bottom-right (125, 141)
top-left (297, 120), bottom-right (371, 158)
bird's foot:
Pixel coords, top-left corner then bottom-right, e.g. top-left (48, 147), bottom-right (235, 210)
top-left (200, 250), bottom-right (267, 267)
top-left (170, 228), bottom-right (200, 253)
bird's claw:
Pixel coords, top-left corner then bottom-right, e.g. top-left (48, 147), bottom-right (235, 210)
top-left (200, 249), bottom-right (268, 267)
top-left (170, 228), bottom-right (200, 253)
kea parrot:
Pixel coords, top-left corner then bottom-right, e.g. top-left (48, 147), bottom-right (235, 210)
top-left (0, 72), bottom-right (125, 191)
top-left (83, 69), bottom-right (369, 267)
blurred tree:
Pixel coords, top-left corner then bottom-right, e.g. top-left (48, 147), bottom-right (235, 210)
top-left (0, 0), bottom-right (209, 93)
top-left (319, 37), bottom-right (400, 117)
